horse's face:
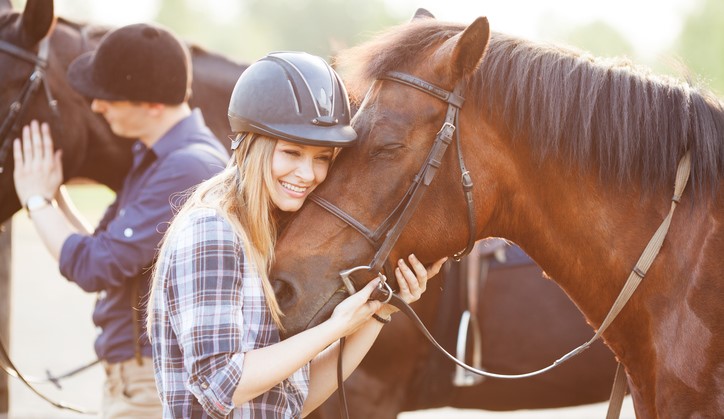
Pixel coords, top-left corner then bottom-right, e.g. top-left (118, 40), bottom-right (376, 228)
top-left (0, 4), bottom-right (50, 220)
top-left (272, 16), bottom-right (491, 336)
top-left (0, 0), bottom-right (86, 222)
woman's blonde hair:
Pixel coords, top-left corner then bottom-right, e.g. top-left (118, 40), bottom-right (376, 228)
top-left (147, 134), bottom-right (284, 334)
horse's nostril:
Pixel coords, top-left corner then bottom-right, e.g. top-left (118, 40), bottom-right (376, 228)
top-left (272, 278), bottom-right (296, 309)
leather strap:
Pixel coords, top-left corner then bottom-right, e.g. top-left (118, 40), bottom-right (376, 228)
top-left (606, 362), bottom-right (629, 419)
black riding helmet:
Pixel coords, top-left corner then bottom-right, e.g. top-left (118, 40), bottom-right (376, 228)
top-left (228, 51), bottom-right (357, 148)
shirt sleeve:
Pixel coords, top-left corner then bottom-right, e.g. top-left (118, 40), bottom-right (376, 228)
top-left (59, 152), bottom-right (217, 292)
top-left (165, 210), bottom-right (246, 418)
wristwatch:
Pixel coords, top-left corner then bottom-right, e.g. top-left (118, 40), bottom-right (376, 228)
top-left (24, 195), bottom-right (53, 214)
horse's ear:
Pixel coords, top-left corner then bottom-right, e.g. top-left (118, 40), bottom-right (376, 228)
top-left (19, 0), bottom-right (55, 45)
top-left (449, 17), bottom-right (490, 80)
top-left (411, 8), bottom-right (435, 22)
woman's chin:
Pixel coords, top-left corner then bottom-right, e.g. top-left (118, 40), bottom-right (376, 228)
top-left (272, 198), bottom-right (305, 212)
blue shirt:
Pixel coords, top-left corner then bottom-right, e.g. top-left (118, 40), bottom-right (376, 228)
top-left (150, 208), bottom-right (309, 419)
top-left (59, 109), bottom-right (229, 363)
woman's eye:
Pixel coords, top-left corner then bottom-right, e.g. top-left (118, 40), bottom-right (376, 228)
top-left (316, 155), bottom-right (332, 162)
top-left (283, 150), bottom-right (300, 157)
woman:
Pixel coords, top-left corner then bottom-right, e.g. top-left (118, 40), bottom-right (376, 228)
top-left (147, 52), bottom-right (446, 418)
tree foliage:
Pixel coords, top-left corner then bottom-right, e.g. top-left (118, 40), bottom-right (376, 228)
top-left (154, 0), bottom-right (402, 63)
top-left (674, 0), bottom-right (724, 96)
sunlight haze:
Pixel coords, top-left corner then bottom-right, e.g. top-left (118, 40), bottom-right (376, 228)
top-left (55, 0), bottom-right (699, 60)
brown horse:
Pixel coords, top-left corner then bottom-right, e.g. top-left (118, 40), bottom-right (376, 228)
top-left (0, 0), bottom-right (245, 223)
top-left (272, 13), bottom-right (724, 419)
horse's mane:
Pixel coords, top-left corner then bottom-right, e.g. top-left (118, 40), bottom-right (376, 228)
top-left (338, 19), bottom-right (724, 196)
top-left (56, 16), bottom-right (109, 42)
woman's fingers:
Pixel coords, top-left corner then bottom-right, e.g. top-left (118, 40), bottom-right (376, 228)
top-left (394, 254), bottom-right (428, 303)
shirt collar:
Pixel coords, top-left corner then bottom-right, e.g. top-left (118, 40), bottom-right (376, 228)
top-left (131, 109), bottom-right (209, 164)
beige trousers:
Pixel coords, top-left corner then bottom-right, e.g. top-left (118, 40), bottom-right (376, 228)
top-left (102, 357), bottom-right (162, 419)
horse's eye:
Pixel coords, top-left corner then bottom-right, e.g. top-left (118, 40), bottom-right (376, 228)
top-left (370, 143), bottom-right (405, 160)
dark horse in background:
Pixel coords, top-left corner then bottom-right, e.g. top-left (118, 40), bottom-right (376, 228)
top-left (0, 1), bottom-right (617, 416)
top-left (272, 11), bottom-right (724, 419)
top-left (0, 0), bottom-right (243, 222)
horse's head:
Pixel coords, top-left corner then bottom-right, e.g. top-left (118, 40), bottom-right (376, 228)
top-left (0, 0), bottom-right (55, 220)
top-left (272, 13), bottom-right (491, 336)
top-left (0, 0), bottom-right (119, 223)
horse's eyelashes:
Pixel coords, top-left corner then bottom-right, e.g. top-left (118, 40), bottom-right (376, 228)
top-left (370, 143), bottom-right (405, 160)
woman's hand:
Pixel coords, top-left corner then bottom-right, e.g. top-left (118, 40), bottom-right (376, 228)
top-left (376, 254), bottom-right (447, 320)
top-left (328, 279), bottom-right (383, 337)
top-left (13, 120), bottom-right (63, 206)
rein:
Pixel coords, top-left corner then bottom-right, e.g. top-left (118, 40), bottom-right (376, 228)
top-left (325, 71), bottom-right (693, 419)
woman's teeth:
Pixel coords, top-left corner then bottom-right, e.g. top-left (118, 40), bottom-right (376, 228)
top-left (281, 181), bottom-right (306, 193)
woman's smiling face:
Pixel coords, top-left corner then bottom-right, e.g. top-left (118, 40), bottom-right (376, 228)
top-left (270, 139), bottom-right (334, 212)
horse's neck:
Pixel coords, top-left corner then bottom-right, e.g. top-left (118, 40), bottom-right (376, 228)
top-left (486, 149), bottom-right (671, 325)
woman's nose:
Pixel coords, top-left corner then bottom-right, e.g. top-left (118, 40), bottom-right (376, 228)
top-left (294, 157), bottom-right (315, 181)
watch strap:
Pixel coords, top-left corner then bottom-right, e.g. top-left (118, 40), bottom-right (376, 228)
top-left (24, 195), bottom-right (53, 214)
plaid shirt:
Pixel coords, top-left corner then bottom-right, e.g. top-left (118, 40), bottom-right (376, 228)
top-left (150, 208), bottom-right (309, 419)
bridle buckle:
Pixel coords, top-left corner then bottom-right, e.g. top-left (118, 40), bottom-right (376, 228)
top-left (339, 265), bottom-right (393, 304)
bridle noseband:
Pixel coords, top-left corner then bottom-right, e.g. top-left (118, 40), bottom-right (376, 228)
top-left (0, 36), bottom-right (60, 174)
top-left (308, 71), bottom-right (477, 295)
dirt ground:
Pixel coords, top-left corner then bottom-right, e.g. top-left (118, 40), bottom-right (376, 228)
top-left (5, 185), bottom-right (635, 418)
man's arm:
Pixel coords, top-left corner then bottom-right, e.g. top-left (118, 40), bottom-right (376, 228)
top-left (55, 185), bottom-right (94, 235)
top-left (13, 121), bottom-right (80, 260)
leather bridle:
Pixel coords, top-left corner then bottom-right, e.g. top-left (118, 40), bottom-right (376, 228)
top-left (0, 36), bottom-right (60, 175)
top-left (308, 71), bottom-right (477, 296)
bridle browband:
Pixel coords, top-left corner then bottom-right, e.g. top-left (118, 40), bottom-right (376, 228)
top-left (0, 36), bottom-right (60, 175)
top-left (308, 71), bottom-right (477, 295)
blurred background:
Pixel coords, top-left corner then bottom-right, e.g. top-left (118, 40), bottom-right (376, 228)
top-left (3, 0), bottom-right (722, 418)
top-left (45, 0), bottom-right (724, 97)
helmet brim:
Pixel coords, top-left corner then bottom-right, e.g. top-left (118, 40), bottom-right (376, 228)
top-left (230, 116), bottom-right (358, 148)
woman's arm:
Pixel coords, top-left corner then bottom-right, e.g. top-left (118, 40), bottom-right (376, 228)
top-left (230, 278), bottom-right (384, 405)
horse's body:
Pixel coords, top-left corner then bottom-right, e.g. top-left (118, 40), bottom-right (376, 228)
top-left (0, 0), bottom-right (245, 222)
top-left (309, 243), bottom-right (617, 419)
top-left (272, 14), bottom-right (724, 418)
